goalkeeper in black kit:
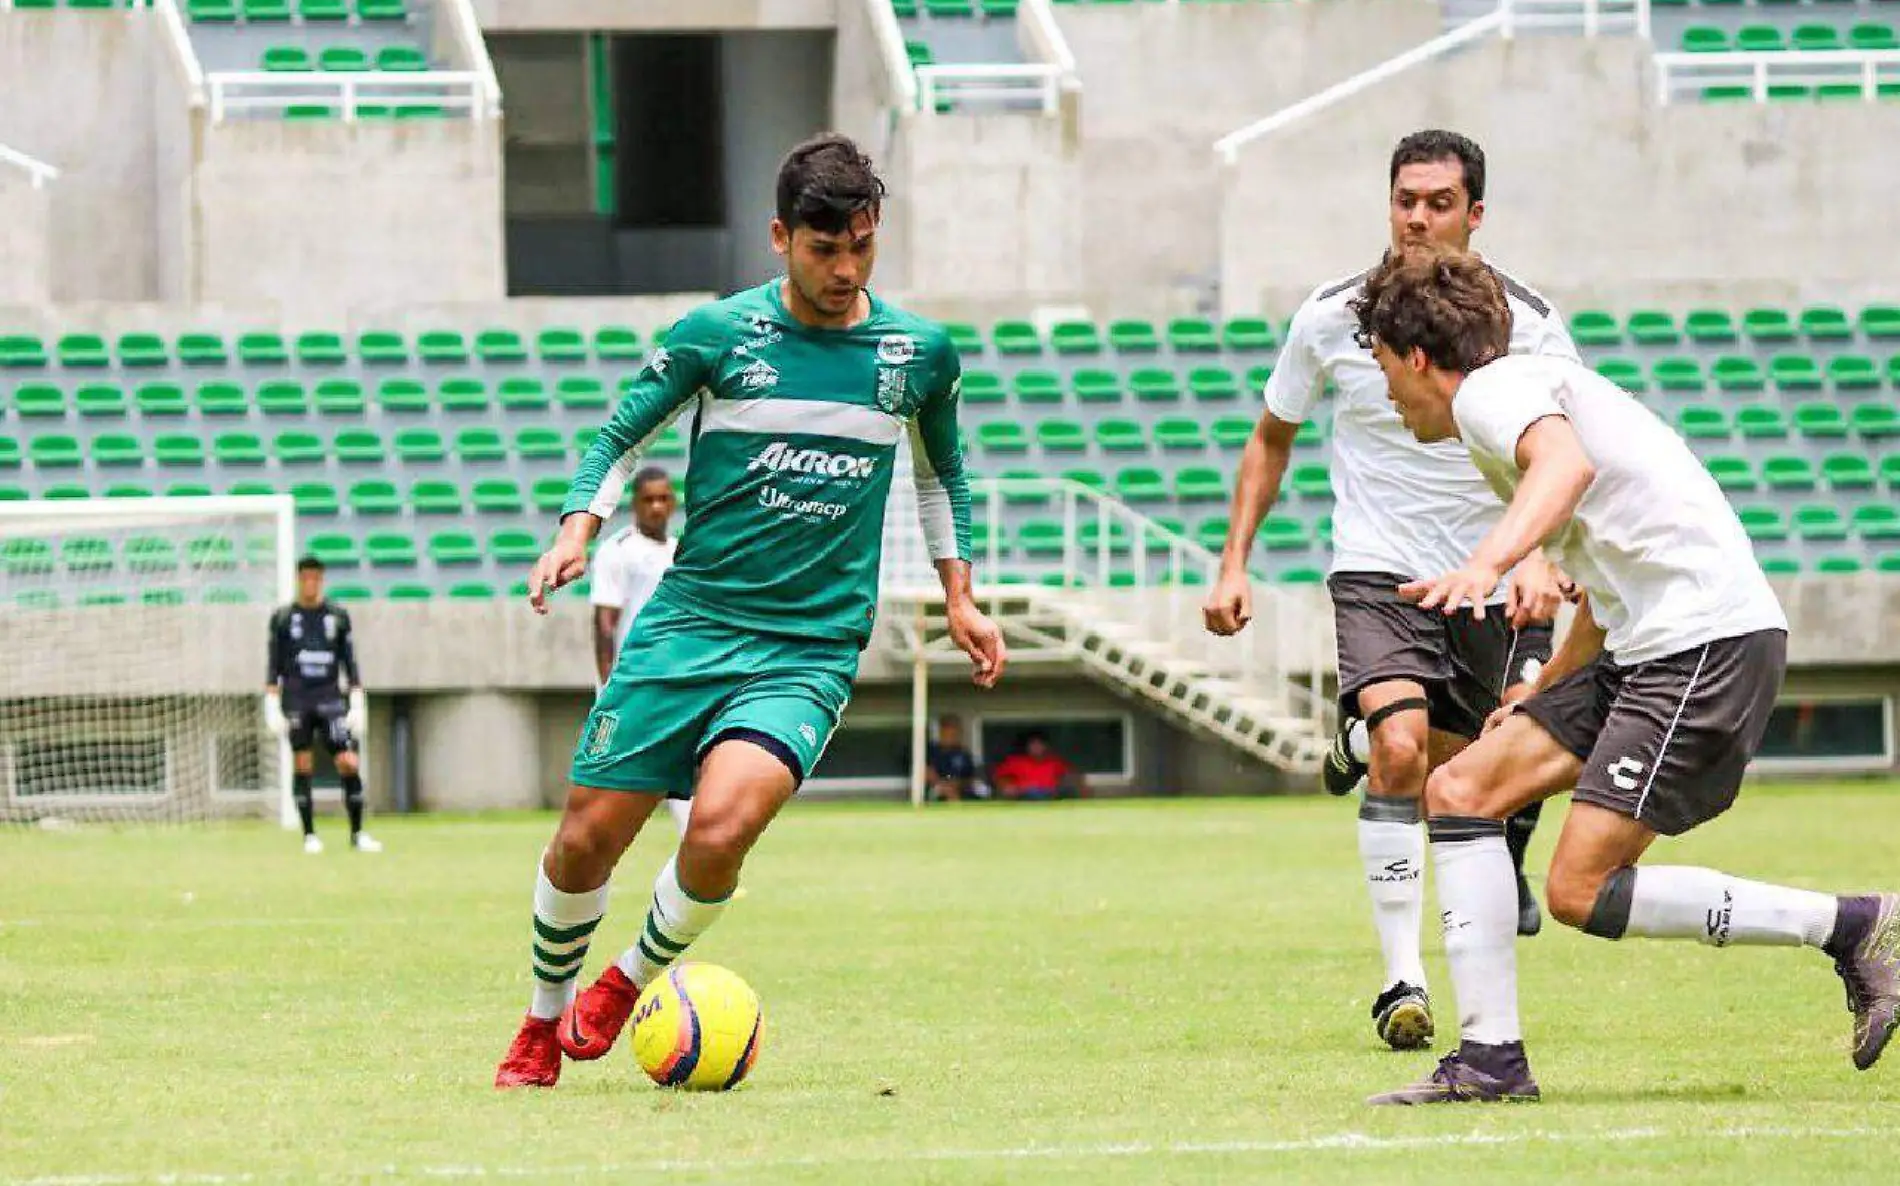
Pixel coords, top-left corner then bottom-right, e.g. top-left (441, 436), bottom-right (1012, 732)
top-left (265, 556), bottom-right (380, 854)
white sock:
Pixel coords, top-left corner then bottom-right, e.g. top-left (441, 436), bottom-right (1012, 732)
top-left (528, 858), bottom-right (609, 1019)
top-left (1348, 718), bottom-right (1370, 763)
top-left (1358, 814), bottom-right (1428, 990)
top-left (1430, 823), bottom-right (1522, 1045)
top-left (665, 797), bottom-right (692, 835)
top-left (1626, 866), bottom-right (1837, 948)
top-left (616, 855), bottom-right (730, 989)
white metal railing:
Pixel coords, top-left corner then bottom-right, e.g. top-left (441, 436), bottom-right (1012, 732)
top-left (1652, 50), bottom-right (1900, 105)
top-left (0, 143), bottom-right (58, 189)
top-left (866, 0), bottom-right (921, 114)
top-left (916, 64), bottom-right (1067, 114)
top-left (206, 71), bottom-right (497, 121)
top-left (153, 0), bottom-right (207, 105)
top-left (1019, 0), bottom-right (1080, 83)
top-left (1215, 0), bottom-right (1636, 164)
top-left (442, 0), bottom-right (501, 114)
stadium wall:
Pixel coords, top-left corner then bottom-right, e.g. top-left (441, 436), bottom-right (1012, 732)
top-left (1218, 36), bottom-right (1900, 317)
top-left (0, 169), bottom-right (51, 304)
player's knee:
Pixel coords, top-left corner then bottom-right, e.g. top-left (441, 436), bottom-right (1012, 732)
top-left (1544, 862), bottom-right (1605, 931)
top-left (334, 753), bottom-right (359, 777)
top-left (1367, 723), bottom-right (1427, 796)
top-left (293, 752), bottom-right (315, 775)
top-left (1423, 761), bottom-right (1488, 820)
top-left (547, 815), bottom-right (622, 882)
top-left (681, 805), bottom-right (755, 863)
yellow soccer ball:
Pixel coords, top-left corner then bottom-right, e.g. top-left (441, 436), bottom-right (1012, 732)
top-left (631, 962), bottom-right (765, 1091)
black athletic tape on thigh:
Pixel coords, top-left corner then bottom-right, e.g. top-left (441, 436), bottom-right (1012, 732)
top-left (1358, 794), bottom-right (1422, 825)
top-left (700, 727), bottom-right (806, 787)
top-left (1426, 815), bottom-right (1506, 843)
top-left (1583, 866), bottom-right (1638, 940)
top-left (1365, 697), bottom-right (1431, 733)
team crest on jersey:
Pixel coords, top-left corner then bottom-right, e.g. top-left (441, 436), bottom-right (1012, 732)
top-left (323, 614), bottom-right (337, 641)
top-left (584, 711), bottom-right (619, 759)
top-left (875, 366), bottom-right (916, 415)
top-left (739, 359), bottom-right (779, 392)
top-left (876, 334), bottom-right (916, 366)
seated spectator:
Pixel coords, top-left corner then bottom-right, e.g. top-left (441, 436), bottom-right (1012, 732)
top-left (991, 731), bottom-right (1089, 801)
top-left (925, 715), bottom-right (984, 802)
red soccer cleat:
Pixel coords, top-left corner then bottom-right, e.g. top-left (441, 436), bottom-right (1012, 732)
top-left (494, 1014), bottom-right (562, 1088)
top-left (558, 964), bottom-right (643, 1061)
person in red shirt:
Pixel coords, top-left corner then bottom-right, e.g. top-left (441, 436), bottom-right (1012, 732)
top-left (991, 731), bottom-right (1089, 801)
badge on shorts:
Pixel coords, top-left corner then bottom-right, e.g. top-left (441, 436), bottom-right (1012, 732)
top-left (584, 711), bottom-right (619, 759)
top-left (798, 723), bottom-right (818, 747)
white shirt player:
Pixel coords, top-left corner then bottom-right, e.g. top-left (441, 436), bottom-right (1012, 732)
top-left (1265, 261), bottom-right (1579, 594)
top-left (589, 527), bottom-right (678, 655)
top-left (1453, 354), bottom-right (1788, 666)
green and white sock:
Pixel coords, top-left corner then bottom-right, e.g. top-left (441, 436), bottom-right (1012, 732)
top-left (528, 859), bottom-right (608, 1020)
top-left (616, 855), bottom-right (730, 988)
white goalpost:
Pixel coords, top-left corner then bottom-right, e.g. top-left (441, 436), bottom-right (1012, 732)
top-left (0, 496), bottom-right (296, 826)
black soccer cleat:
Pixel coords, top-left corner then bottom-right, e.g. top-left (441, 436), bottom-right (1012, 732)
top-left (1516, 872), bottom-right (1543, 937)
top-left (1368, 1044), bottom-right (1541, 1106)
top-left (1371, 981), bottom-right (1434, 1051)
top-left (1835, 893), bottom-right (1900, 1071)
top-left (1322, 717), bottom-right (1367, 797)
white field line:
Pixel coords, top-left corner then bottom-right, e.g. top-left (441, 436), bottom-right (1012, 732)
top-left (5, 1124), bottom-right (1892, 1184)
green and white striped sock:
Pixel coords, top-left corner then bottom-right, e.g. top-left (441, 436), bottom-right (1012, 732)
top-left (527, 859), bottom-right (608, 1020)
top-left (616, 856), bottom-right (730, 989)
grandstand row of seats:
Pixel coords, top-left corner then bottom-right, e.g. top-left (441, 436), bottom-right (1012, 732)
top-left (3, 305), bottom-right (1898, 604)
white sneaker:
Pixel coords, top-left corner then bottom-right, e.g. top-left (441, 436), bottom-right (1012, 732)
top-left (351, 833), bottom-right (383, 854)
top-left (303, 834), bottom-right (324, 855)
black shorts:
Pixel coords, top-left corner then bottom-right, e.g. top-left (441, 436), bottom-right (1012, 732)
top-left (287, 699), bottom-right (356, 754)
top-left (1516, 629), bottom-right (1787, 837)
top-left (1329, 571), bottom-right (1556, 740)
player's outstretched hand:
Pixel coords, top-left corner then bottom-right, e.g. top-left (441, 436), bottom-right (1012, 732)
top-left (1203, 570), bottom-right (1253, 636)
top-left (948, 602), bottom-right (1007, 689)
top-left (1504, 553), bottom-right (1563, 628)
top-left (528, 523), bottom-right (593, 615)
top-left (1398, 563), bottom-right (1501, 619)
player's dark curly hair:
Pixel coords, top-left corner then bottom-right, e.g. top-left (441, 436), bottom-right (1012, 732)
top-left (1389, 129), bottom-right (1485, 202)
top-left (776, 133), bottom-right (886, 234)
top-left (1350, 245), bottom-right (1511, 374)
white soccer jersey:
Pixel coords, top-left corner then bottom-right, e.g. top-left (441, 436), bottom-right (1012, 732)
top-left (1263, 260), bottom-right (1579, 592)
top-left (590, 527), bottom-right (678, 653)
top-left (1453, 353), bottom-right (1787, 666)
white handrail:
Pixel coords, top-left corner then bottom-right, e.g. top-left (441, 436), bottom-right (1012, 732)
top-left (0, 143), bottom-right (58, 189)
top-left (865, 0), bottom-right (920, 113)
top-left (916, 63), bottom-right (1065, 114)
top-left (1019, 0), bottom-right (1079, 83)
top-left (206, 71), bottom-right (493, 122)
top-left (153, 0), bottom-right (207, 103)
top-left (1652, 49), bottom-right (1900, 104)
top-left (441, 0), bottom-right (501, 114)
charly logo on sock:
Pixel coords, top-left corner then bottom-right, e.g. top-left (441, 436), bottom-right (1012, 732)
top-left (1372, 859), bottom-right (1419, 884)
top-left (1705, 887), bottom-right (1734, 947)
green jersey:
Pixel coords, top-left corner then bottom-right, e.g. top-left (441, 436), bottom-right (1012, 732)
top-left (563, 281), bottom-right (971, 645)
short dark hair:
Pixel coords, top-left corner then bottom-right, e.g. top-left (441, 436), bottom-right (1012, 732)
top-left (1350, 245), bottom-right (1511, 374)
top-left (296, 555), bottom-right (324, 573)
top-left (776, 133), bottom-right (886, 234)
top-left (632, 466), bottom-right (670, 492)
top-left (1389, 130), bottom-right (1486, 203)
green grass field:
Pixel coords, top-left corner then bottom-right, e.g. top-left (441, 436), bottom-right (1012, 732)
top-left (4, 784), bottom-right (1898, 1184)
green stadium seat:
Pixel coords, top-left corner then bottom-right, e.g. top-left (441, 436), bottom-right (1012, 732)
top-left (307, 378), bottom-right (362, 415)
top-left (318, 47), bottom-right (370, 72)
top-left (1743, 307), bottom-right (1797, 342)
top-left (945, 322), bottom-right (983, 356)
top-left (1800, 305), bottom-right (1853, 340)
top-left (191, 382), bottom-right (244, 416)
top-left (132, 383), bottom-right (186, 416)
top-left (0, 334), bottom-right (46, 368)
top-left (303, 533), bottom-right (359, 569)
top-left (116, 333), bottom-right (166, 367)
top-left (1114, 467), bottom-right (1168, 503)
top-left (1682, 24), bottom-right (1728, 51)
top-left (75, 384), bottom-right (127, 416)
top-left (283, 105), bottom-right (336, 122)
top-left (348, 479), bottom-right (401, 514)
top-left (1676, 405), bottom-right (1729, 439)
top-left (997, 469), bottom-right (1049, 505)
top-left (1154, 417), bottom-right (1205, 449)
top-left (420, 531), bottom-right (476, 566)
top-left (1861, 304), bottom-right (1900, 339)
top-left (1289, 463), bottom-right (1332, 498)
top-left (1827, 355), bottom-right (1881, 390)
top-left (992, 321), bottom-right (1041, 355)
top-left (1036, 420), bottom-right (1086, 452)
top-left (274, 431), bottom-right (325, 464)
top-left (1683, 309), bottom-right (1737, 343)
top-left (1222, 317), bottom-right (1277, 353)
top-left (1188, 367), bottom-right (1239, 401)
top-left (1569, 310), bottom-right (1620, 346)
top-left (1794, 504), bottom-right (1849, 542)
top-left (1762, 455), bottom-right (1817, 491)
top-left (491, 529), bottom-right (542, 564)
top-left (356, 330), bottom-right (407, 365)
top-left (535, 327), bottom-right (586, 363)
top-left (226, 480), bottom-right (277, 500)
top-left (58, 333), bottom-right (110, 367)
top-left (256, 380), bottom-right (308, 415)
top-left (1257, 516), bottom-right (1309, 551)
top-left (1049, 321), bottom-right (1101, 355)
top-left (1853, 402), bottom-right (1900, 439)
top-left (437, 377), bottom-right (488, 412)
top-left (377, 46), bottom-right (428, 72)
top-left (1813, 556), bottom-right (1862, 576)
top-left (366, 533), bottom-right (418, 567)
top-left (573, 427), bottom-right (599, 455)
top-left (449, 582), bottom-right (497, 600)
top-left (926, 0), bottom-right (974, 14)
top-left (1062, 469), bottom-right (1107, 497)
top-left (291, 481), bottom-right (339, 515)
top-left (969, 522), bottom-right (1009, 558)
top-left (1705, 455), bottom-right (1756, 491)
top-left (490, 377), bottom-right (547, 411)
top-left (977, 422), bottom-right (1028, 453)
top-left (295, 331), bottom-right (346, 365)
top-left (1770, 354), bottom-right (1824, 391)
top-left (1107, 319), bottom-right (1160, 353)
top-left (1595, 358), bottom-right (1647, 393)
top-left (1014, 519), bottom-right (1062, 558)
top-left (1742, 509), bottom-right (1792, 544)
top-left (61, 537), bottom-right (114, 573)
top-left (213, 432), bottom-right (266, 465)
top-left (28, 435), bottom-right (80, 467)
top-left (475, 328), bottom-right (527, 362)
top-left (1652, 357), bottom-right (1705, 392)
top-left (1884, 456), bottom-right (1900, 491)
top-left (91, 434), bottom-right (144, 467)
top-left (1294, 420), bottom-right (1324, 448)
top-left (593, 326), bottom-right (642, 360)
top-left (237, 332), bottom-right (288, 364)
top-left (555, 376), bottom-right (608, 410)
top-left (1175, 466), bottom-right (1226, 501)
top-left (515, 428), bottom-right (565, 460)
top-left (1851, 23), bottom-right (1900, 50)
top-left (1212, 416), bottom-right (1254, 448)
top-left (961, 371), bottom-right (1005, 404)
top-left (299, 0), bottom-right (347, 16)
top-left (1854, 505), bottom-right (1900, 540)
top-left (1626, 309), bottom-right (1680, 346)
top-left (187, 0), bottom-right (238, 19)
top-left (648, 425), bottom-right (686, 459)
top-left (455, 427), bottom-right (506, 463)
top-left (334, 430), bottom-right (386, 463)
top-left (154, 435), bottom-right (206, 466)
top-left (1735, 405), bottom-right (1789, 438)
top-left (1078, 520), bottom-right (1132, 555)
top-left (165, 483), bottom-right (213, 498)
top-left (1792, 23), bottom-right (1842, 50)
top-left (125, 536), bottom-right (180, 572)
top-left (1131, 368), bottom-right (1183, 403)
top-left (370, 378), bottom-right (424, 413)
top-left (394, 429), bottom-right (446, 462)
top-left (14, 384), bottom-right (64, 417)
top-left (1734, 24), bottom-right (1786, 51)
top-left (359, 0), bottom-right (407, 18)
top-left (1167, 318), bottom-right (1220, 353)
top-left (1712, 356), bottom-right (1766, 392)
top-left (417, 330), bottom-right (469, 364)
top-left (381, 584), bottom-right (432, 602)
top-left (1822, 454), bottom-right (1875, 490)
top-left (2, 538), bottom-right (55, 575)
top-left (1792, 401), bottom-right (1848, 439)
top-left (1095, 419), bottom-right (1146, 451)
top-left (0, 438), bottom-right (17, 468)
top-left (472, 478), bottom-right (524, 513)
top-left (320, 585), bottom-right (370, 603)
top-left (1013, 370), bottom-right (1063, 403)
top-left (262, 45), bottom-right (312, 72)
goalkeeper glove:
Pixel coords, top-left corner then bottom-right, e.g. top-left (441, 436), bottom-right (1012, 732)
top-left (346, 689), bottom-right (368, 737)
top-left (262, 695), bottom-right (289, 739)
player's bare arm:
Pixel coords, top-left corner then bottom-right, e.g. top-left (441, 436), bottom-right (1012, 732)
top-left (592, 605), bottom-right (622, 684)
top-left (530, 513), bottom-right (599, 613)
top-left (938, 558), bottom-right (1006, 689)
top-left (1204, 411), bottom-right (1300, 636)
top-left (1400, 416), bottom-right (1595, 619)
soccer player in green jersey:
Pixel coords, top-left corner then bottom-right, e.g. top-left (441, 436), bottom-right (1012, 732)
top-left (495, 134), bottom-right (1008, 1088)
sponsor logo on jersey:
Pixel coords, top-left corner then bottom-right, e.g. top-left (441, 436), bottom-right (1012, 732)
top-left (746, 442), bottom-right (877, 480)
top-left (735, 315), bottom-right (783, 357)
top-left (875, 366), bottom-right (916, 415)
top-left (739, 359), bottom-right (779, 392)
top-left (758, 485), bottom-right (850, 520)
top-left (1607, 755), bottom-right (1645, 792)
top-left (876, 334), bottom-right (915, 366)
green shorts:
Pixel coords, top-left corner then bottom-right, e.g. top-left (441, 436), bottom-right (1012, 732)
top-left (571, 596), bottom-right (858, 797)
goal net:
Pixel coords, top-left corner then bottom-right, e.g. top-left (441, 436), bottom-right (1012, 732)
top-left (0, 496), bottom-right (294, 826)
